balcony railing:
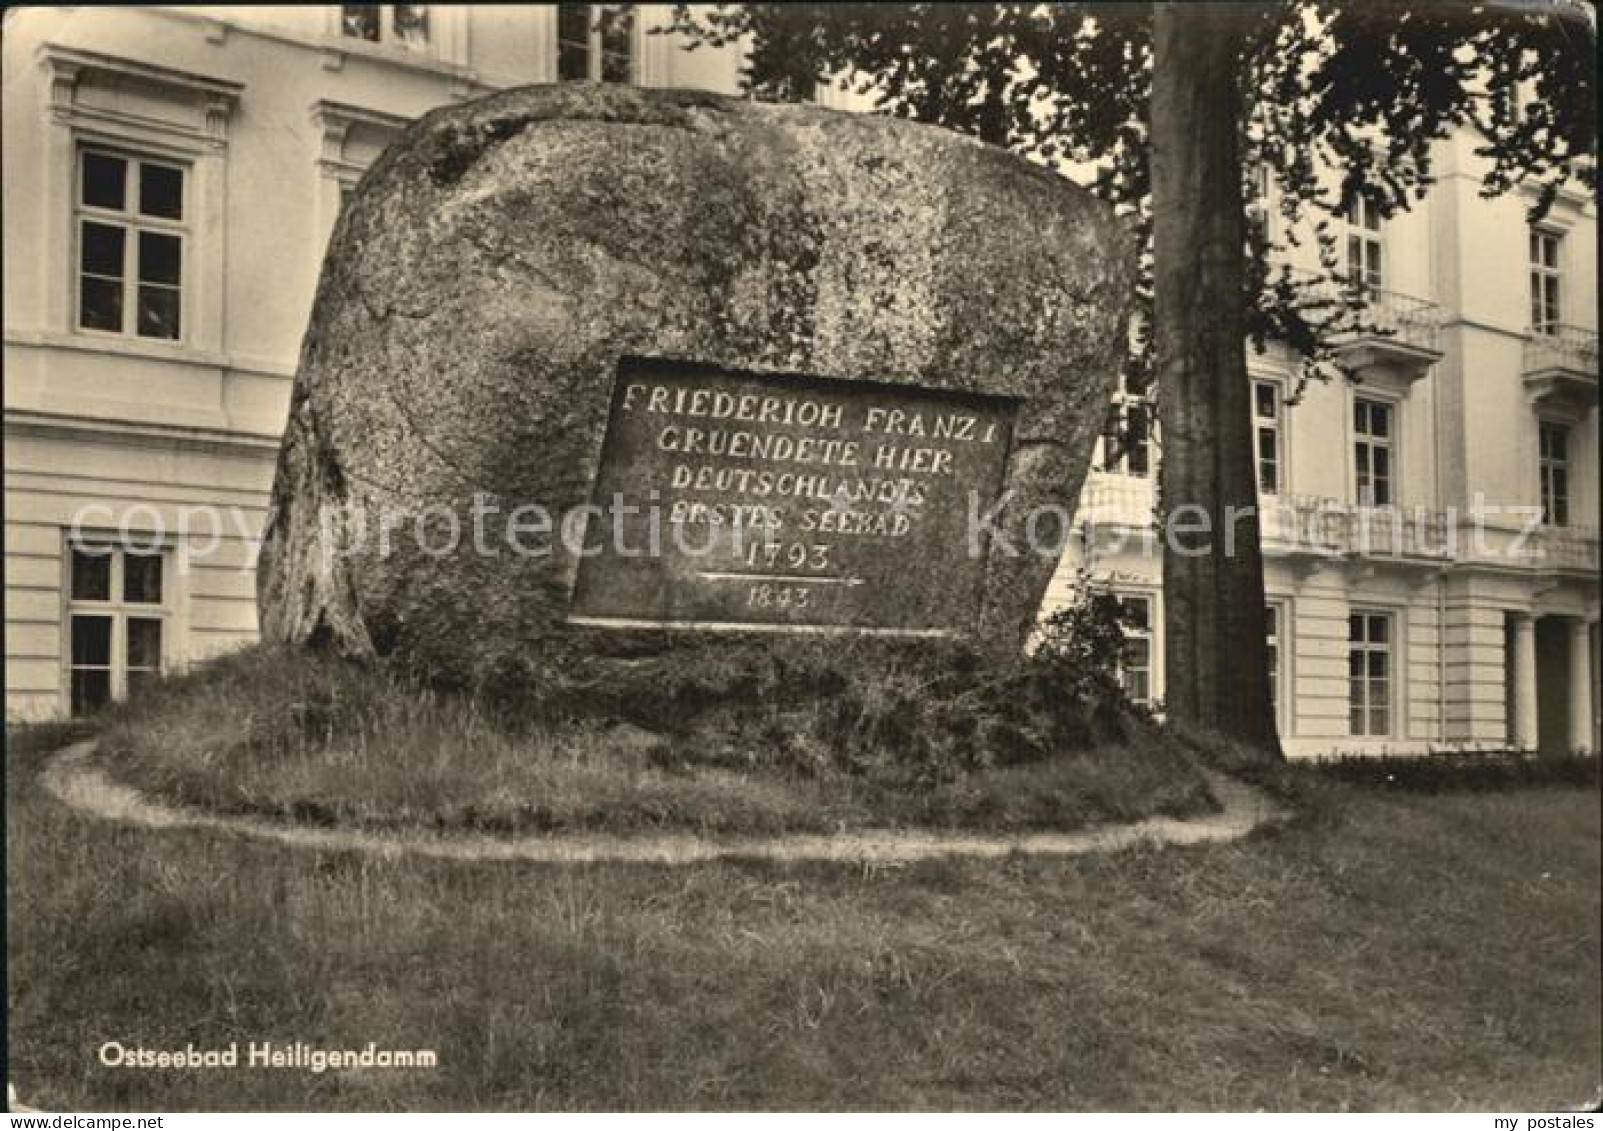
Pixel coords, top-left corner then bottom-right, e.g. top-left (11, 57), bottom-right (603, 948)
top-left (1260, 496), bottom-right (1453, 561)
top-left (1523, 324), bottom-right (1600, 409)
top-left (1076, 477), bottom-right (1455, 563)
top-left (1075, 475), bottom-right (1156, 529)
top-left (1336, 285), bottom-right (1443, 356)
top-left (1286, 270), bottom-right (1444, 360)
top-left (1523, 324), bottom-right (1599, 378)
top-left (1076, 475), bottom-right (1602, 576)
top-left (1528, 523), bottom-right (1602, 573)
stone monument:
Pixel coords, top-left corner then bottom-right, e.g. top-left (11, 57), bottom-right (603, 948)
top-left (258, 84), bottom-right (1135, 696)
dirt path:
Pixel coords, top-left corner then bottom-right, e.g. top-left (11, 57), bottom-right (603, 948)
top-left (41, 740), bottom-right (1287, 865)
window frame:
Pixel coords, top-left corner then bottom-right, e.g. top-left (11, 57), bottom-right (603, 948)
top-left (73, 146), bottom-right (189, 343)
top-left (1111, 591), bottom-right (1158, 708)
top-left (1098, 371), bottom-right (1153, 479)
top-left (39, 46), bottom-right (237, 359)
top-left (62, 538), bottom-right (173, 716)
top-left (1538, 420), bottom-right (1571, 527)
top-left (1266, 598), bottom-right (1291, 736)
top-left (1246, 162), bottom-right (1275, 248)
top-left (1347, 609), bottom-right (1395, 739)
top-left (338, 4), bottom-right (432, 50)
top-left (1529, 227), bottom-right (1563, 334)
top-left (556, 3), bottom-right (637, 83)
top-left (1353, 395), bottom-right (1397, 507)
top-left (1343, 196), bottom-right (1385, 291)
top-left (1252, 377), bottom-right (1284, 496)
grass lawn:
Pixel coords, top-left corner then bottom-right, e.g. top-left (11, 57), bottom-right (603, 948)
top-left (91, 646), bottom-right (1216, 836)
top-left (7, 726), bottom-right (1599, 1111)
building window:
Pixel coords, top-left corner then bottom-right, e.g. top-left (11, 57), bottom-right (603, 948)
top-left (1246, 163), bottom-right (1273, 248)
top-left (1253, 380), bottom-right (1282, 494)
top-left (1539, 422), bottom-right (1571, 527)
top-left (1348, 611), bottom-right (1393, 738)
top-left (1529, 228), bottom-right (1562, 334)
top-left (341, 5), bottom-right (430, 48)
top-left (1113, 593), bottom-right (1155, 706)
top-left (557, 4), bottom-right (634, 82)
top-left (1353, 397), bottom-right (1394, 506)
top-left (1344, 197), bottom-right (1384, 290)
top-left (1266, 601), bottom-right (1284, 731)
top-left (1098, 373), bottom-right (1151, 478)
top-left (66, 542), bottom-right (169, 715)
top-left (76, 148), bottom-right (185, 341)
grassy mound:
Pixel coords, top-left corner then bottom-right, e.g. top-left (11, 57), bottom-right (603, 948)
top-left (12, 718), bottom-right (1597, 1110)
top-left (92, 635), bottom-right (1216, 836)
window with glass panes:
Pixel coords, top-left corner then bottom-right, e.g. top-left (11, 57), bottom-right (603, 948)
top-left (1539, 422), bottom-right (1571, 526)
top-left (1246, 163), bottom-right (1274, 248)
top-left (1529, 228), bottom-right (1562, 333)
top-left (557, 4), bottom-right (634, 82)
top-left (1113, 594), bottom-right (1155, 706)
top-left (76, 149), bottom-right (185, 340)
top-left (1266, 601), bottom-right (1284, 731)
top-left (1348, 611), bottom-right (1393, 737)
top-left (1098, 372), bottom-right (1151, 478)
top-left (340, 5), bottom-right (429, 48)
top-left (66, 543), bottom-right (168, 715)
top-left (1353, 397), bottom-right (1394, 506)
top-left (1344, 197), bottom-right (1384, 289)
top-left (1252, 380), bottom-right (1282, 494)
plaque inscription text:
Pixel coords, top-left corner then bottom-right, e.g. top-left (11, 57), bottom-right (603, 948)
top-left (568, 357), bottom-right (1019, 635)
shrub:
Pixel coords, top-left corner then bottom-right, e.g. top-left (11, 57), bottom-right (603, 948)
top-left (1310, 751), bottom-right (1600, 793)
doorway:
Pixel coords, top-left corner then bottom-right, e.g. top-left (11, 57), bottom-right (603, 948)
top-left (1535, 616), bottom-right (1571, 756)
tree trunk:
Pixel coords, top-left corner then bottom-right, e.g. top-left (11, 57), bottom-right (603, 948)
top-left (1151, 2), bottom-right (1282, 755)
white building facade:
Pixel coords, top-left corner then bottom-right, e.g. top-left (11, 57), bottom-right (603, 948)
top-left (1046, 136), bottom-right (1599, 756)
top-left (2, 4), bottom-right (741, 721)
top-left (5, 6), bottom-right (1597, 755)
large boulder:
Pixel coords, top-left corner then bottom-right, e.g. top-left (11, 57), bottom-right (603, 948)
top-left (258, 83), bottom-right (1134, 693)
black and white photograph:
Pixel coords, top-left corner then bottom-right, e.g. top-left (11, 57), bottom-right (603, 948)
top-left (3, 1), bottom-right (1599, 1115)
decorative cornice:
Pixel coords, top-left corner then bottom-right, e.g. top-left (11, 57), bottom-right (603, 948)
top-left (309, 99), bottom-right (413, 167)
top-left (45, 55), bottom-right (81, 118)
top-left (38, 44), bottom-right (244, 100)
top-left (38, 43), bottom-right (243, 149)
top-left (309, 99), bottom-right (413, 135)
top-left (202, 92), bottom-right (234, 141)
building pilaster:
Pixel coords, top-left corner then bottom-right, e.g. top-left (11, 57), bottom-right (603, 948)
top-left (1511, 613), bottom-right (1539, 751)
top-left (1570, 618), bottom-right (1596, 754)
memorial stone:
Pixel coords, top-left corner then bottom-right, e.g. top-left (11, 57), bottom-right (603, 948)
top-left (258, 84), bottom-right (1134, 692)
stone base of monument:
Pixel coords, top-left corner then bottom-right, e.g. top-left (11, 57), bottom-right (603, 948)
top-left (459, 626), bottom-right (1129, 768)
top-left (93, 640), bottom-right (1220, 838)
